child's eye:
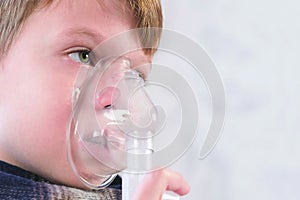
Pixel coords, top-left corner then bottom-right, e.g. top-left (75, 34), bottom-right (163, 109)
top-left (69, 50), bottom-right (91, 65)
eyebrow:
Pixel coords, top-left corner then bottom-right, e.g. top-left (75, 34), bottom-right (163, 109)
top-left (58, 27), bottom-right (106, 48)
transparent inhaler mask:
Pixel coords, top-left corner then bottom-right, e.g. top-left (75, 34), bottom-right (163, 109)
top-left (67, 55), bottom-right (166, 189)
top-left (67, 28), bottom-right (225, 199)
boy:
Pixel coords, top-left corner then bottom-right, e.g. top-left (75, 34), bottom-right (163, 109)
top-left (0, 0), bottom-right (190, 199)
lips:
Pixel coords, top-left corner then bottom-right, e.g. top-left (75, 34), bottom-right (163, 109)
top-left (80, 124), bottom-right (127, 170)
top-left (84, 125), bottom-right (126, 152)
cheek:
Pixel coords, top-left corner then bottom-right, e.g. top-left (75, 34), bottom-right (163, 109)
top-left (42, 87), bottom-right (72, 132)
top-left (13, 71), bottom-right (75, 152)
top-left (1, 72), bottom-right (75, 171)
top-left (36, 77), bottom-right (74, 140)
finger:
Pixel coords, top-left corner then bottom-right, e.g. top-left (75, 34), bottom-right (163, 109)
top-left (133, 169), bottom-right (190, 200)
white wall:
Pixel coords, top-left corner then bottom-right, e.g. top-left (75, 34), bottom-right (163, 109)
top-left (161, 0), bottom-right (300, 199)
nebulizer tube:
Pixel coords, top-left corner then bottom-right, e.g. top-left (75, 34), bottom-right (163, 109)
top-left (122, 138), bottom-right (180, 200)
top-left (122, 136), bottom-right (153, 200)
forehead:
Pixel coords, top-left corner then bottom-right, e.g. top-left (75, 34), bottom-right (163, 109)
top-left (36, 0), bottom-right (135, 43)
top-left (46, 0), bottom-right (130, 19)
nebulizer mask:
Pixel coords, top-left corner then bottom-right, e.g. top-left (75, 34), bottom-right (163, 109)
top-left (67, 28), bottom-right (225, 199)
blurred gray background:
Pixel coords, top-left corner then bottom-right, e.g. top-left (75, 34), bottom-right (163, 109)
top-left (161, 0), bottom-right (300, 199)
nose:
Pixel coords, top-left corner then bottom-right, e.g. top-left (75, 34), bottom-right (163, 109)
top-left (95, 87), bottom-right (120, 110)
top-left (93, 57), bottom-right (154, 128)
top-left (94, 58), bottom-right (130, 110)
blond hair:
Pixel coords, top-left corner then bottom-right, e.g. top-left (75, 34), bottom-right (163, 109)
top-left (0, 0), bottom-right (162, 58)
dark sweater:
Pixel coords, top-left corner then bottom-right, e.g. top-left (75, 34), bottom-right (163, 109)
top-left (0, 161), bottom-right (121, 199)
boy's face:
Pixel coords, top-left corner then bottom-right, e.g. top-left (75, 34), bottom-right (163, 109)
top-left (0, 0), bottom-right (150, 188)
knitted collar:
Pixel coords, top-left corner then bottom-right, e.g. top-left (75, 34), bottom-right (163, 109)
top-left (0, 161), bottom-right (121, 199)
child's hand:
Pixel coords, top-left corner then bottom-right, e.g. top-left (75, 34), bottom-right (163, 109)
top-left (133, 169), bottom-right (190, 200)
